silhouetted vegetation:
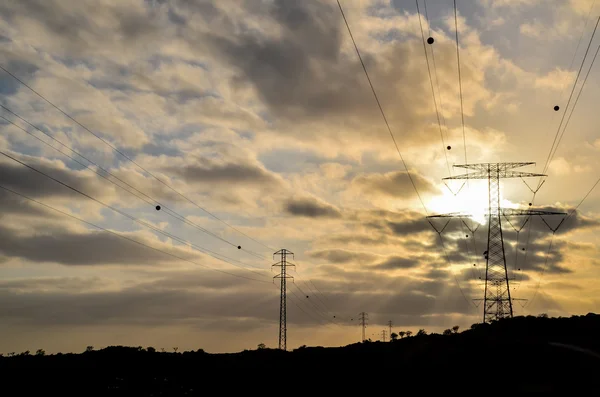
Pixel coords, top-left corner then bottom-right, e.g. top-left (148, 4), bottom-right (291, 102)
top-left (1, 314), bottom-right (599, 393)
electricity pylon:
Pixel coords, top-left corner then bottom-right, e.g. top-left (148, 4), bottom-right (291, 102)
top-left (381, 329), bottom-right (387, 342)
top-left (359, 312), bottom-right (368, 342)
top-left (427, 163), bottom-right (565, 324)
top-left (273, 249), bottom-right (295, 351)
top-left (387, 320), bottom-right (393, 339)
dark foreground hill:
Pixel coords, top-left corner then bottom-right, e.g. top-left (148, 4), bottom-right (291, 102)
top-left (1, 313), bottom-right (600, 394)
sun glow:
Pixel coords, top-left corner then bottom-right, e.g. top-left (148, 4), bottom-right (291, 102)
top-left (427, 180), bottom-right (519, 226)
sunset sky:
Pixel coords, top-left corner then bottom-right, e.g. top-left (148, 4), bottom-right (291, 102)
top-left (1, 0), bottom-right (600, 354)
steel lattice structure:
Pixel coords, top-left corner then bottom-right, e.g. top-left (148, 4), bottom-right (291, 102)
top-left (427, 163), bottom-right (565, 323)
top-left (272, 249), bottom-right (295, 350)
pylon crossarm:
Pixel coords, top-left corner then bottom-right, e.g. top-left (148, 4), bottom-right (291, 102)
top-left (501, 209), bottom-right (566, 217)
top-left (444, 171), bottom-right (547, 180)
top-left (454, 162), bottom-right (535, 170)
top-left (426, 212), bottom-right (471, 219)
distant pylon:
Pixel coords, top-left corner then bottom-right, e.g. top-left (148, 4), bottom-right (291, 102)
top-left (387, 320), bottom-right (393, 340)
top-left (273, 249), bottom-right (295, 351)
top-left (359, 312), bottom-right (368, 342)
top-left (381, 329), bottom-right (387, 342)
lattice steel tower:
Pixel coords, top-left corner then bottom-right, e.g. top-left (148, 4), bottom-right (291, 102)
top-left (359, 312), bottom-right (368, 342)
top-left (273, 249), bottom-right (295, 350)
top-left (427, 163), bottom-right (565, 323)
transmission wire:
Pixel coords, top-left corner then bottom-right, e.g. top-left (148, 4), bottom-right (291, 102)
top-left (0, 150), bottom-right (270, 278)
top-left (0, 108), bottom-right (266, 259)
top-left (416, 0), bottom-right (451, 176)
top-left (336, 0), bottom-right (429, 215)
top-left (0, 64), bottom-right (275, 253)
top-left (0, 184), bottom-right (269, 283)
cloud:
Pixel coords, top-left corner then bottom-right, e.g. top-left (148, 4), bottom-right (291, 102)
top-left (0, 224), bottom-right (198, 266)
top-left (167, 157), bottom-right (280, 187)
top-left (308, 249), bottom-right (378, 264)
top-left (0, 154), bottom-right (114, 200)
top-left (352, 170), bottom-right (439, 199)
top-left (283, 196), bottom-right (342, 218)
top-left (372, 256), bottom-right (421, 270)
top-left (535, 68), bottom-right (575, 91)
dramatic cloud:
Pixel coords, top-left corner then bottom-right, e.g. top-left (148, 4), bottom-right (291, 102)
top-left (308, 249), bottom-right (378, 264)
top-left (0, 225), bottom-right (196, 266)
top-left (372, 256), bottom-right (421, 270)
top-left (283, 196), bottom-right (342, 218)
top-left (0, 155), bottom-right (113, 200)
top-left (167, 157), bottom-right (281, 187)
top-left (352, 170), bottom-right (439, 199)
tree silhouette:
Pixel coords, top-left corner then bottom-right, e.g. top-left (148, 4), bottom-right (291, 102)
top-left (405, 331), bottom-right (413, 337)
top-left (173, 347), bottom-right (178, 353)
top-left (35, 349), bottom-right (45, 356)
top-left (390, 332), bottom-right (398, 341)
top-left (399, 331), bottom-right (406, 338)
top-left (160, 348), bottom-right (165, 353)
top-left (452, 325), bottom-right (460, 334)
top-left (416, 329), bottom-right (427, 336)
top-left (257, 343), bottom-right (266, 349)
top-left (147, 347), bottom-right (156, 353)
top-left (86, 346), bottom-right (94, 353)
top-left (443, 329), bottom-right (452, 335)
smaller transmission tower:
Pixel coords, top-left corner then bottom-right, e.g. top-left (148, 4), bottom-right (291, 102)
top-left (387, 320), bottom-right (393, 339)
top-left (273, 249), bottom-right (295, 351)
top-left (381, 330), bottom-right (387, 342)
top-left (359, 312), bottom-right (368, 342)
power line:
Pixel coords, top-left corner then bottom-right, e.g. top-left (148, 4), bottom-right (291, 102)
top-left (0, 150), bottom-right (269, 278)
top-left (0, 64), bottom-right (275, 253)
top-left (524, 232), bottom-right (556, 308)
top-left (0, 183), bottom-right (269, 284)
top-left (453, 0), bottom-right (468, 170)
top-left (1, 181), bottom-right (326, 334)
top-left (416, 0), bottom-right (451, 176)
top-left (0, 107), bottom-right (265, 259)
top-left (336, 0), bottom-right (429, 215)
top-left (423, 0), bottom-right (452, 145)
top-left (548, 42), bottom-right (600, 165)
top-left (540, 16), bottom-right (600, 177)
top-left (521, 16), bottom-right (600, 272)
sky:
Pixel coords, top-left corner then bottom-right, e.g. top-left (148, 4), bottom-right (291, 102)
top-left (1, 0), bottom-right (600, 354)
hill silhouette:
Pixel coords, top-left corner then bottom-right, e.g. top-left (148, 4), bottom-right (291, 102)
top-left (1, 313), bottom-right (599, 393)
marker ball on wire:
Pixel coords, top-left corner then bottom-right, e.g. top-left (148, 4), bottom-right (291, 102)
top-left (466, 234), bottom-right (469, 238)
top-left (155, 205), bottom-right (161, 211)
top-left (529, 203), bottom-right (532, 206)
top-left (554, 105), bottom-right (559, 111)
top-left (427, 37), bottom-right (434, 45)
top-left (447, 145), bottom-right (451, 150)
top-left (237, 245), bottom-right (241, 249)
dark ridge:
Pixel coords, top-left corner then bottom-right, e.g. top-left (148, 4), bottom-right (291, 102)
top-left (1, 313), bottom-right (599, 393)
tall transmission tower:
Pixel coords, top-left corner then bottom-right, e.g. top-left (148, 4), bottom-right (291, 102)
top-left (273, 249), bottom-right (295, 351)
top-left (387, 320), bottom-right (393, 339)
top-left (359, 312), bottom-right (368, 342)
top-left (381, 330), bottom-right (387, 342)
top-left (427, 163), bottom-right (565, 323)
